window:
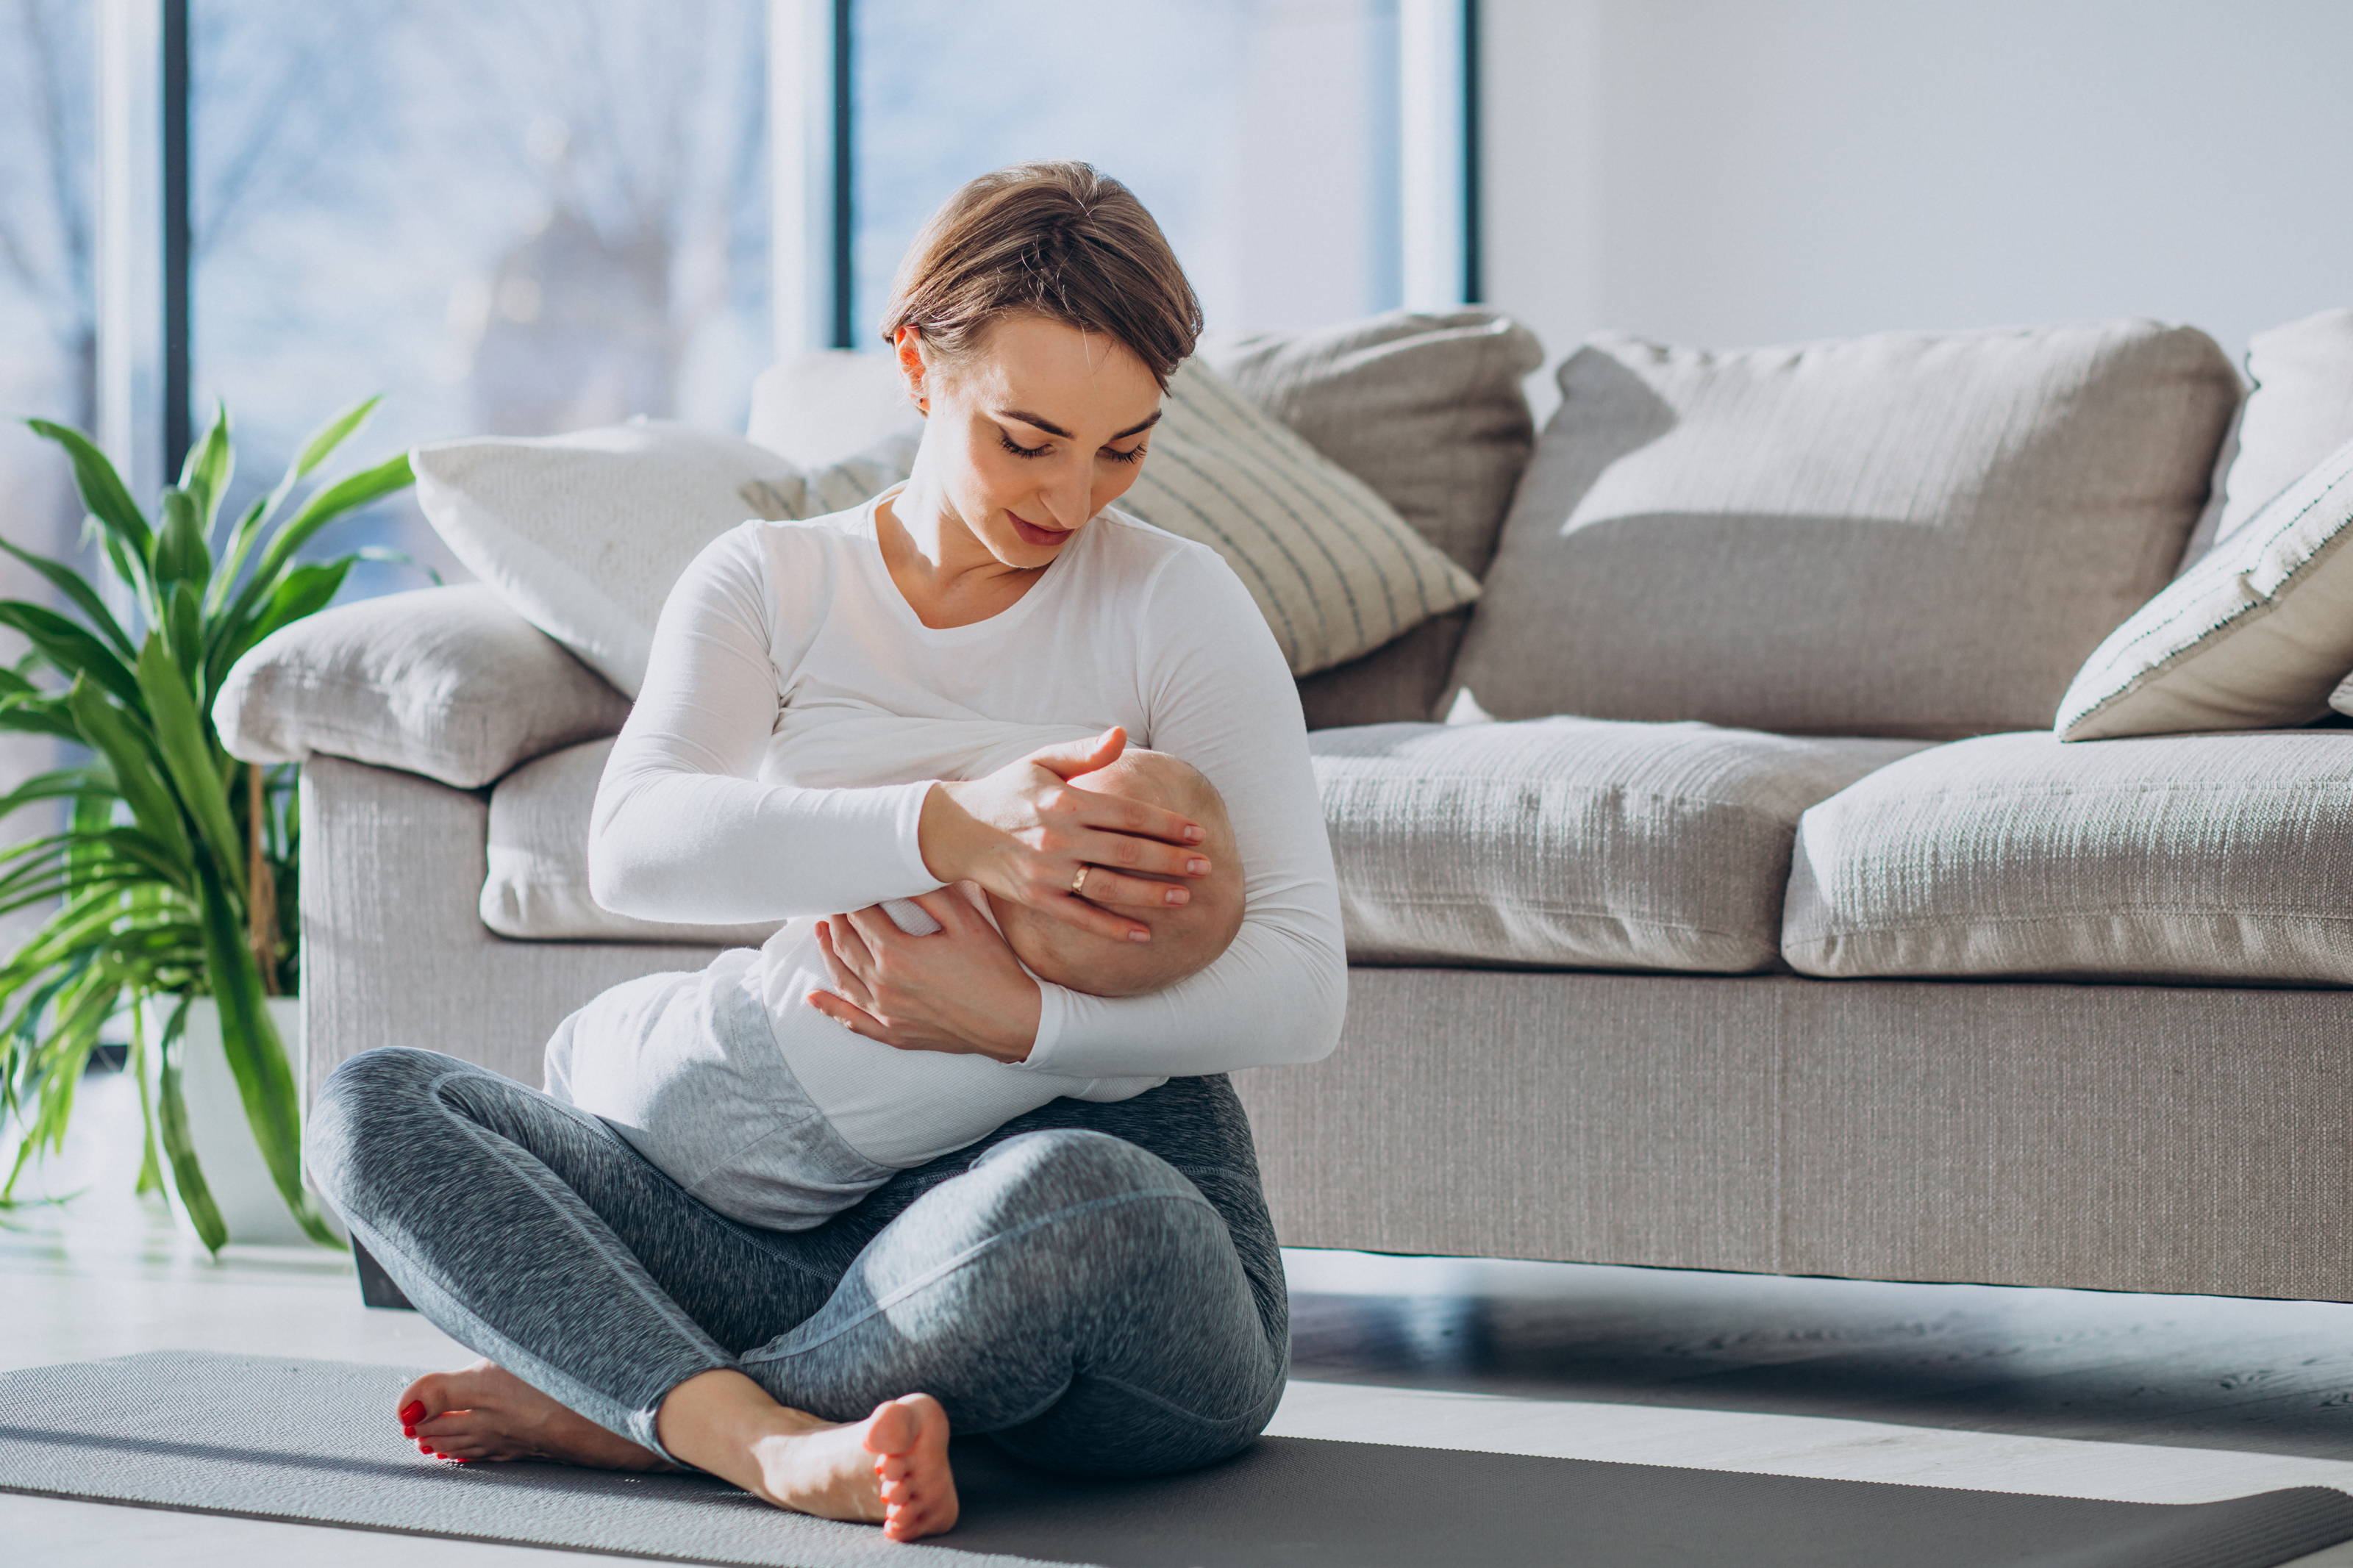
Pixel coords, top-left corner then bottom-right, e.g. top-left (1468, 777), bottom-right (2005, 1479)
top-left (45, 1), bottom-right (1471, 605)
top-left (188, 0), bottom-right (771, 594)
top-left (845, 0), bottom-right (1404, 346)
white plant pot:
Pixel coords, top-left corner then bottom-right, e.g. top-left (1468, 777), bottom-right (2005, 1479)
top-left (138, 994), bottom-right (318, 1246)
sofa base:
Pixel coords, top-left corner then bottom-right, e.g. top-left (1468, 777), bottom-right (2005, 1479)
top-left (304, 756), bottom-right (2353, 1304)
top-left (1238, 966), bottom-right (2353, 1302)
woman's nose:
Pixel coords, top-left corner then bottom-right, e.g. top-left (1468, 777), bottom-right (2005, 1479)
top-left (1040, 463), bottom-right (1090, 528)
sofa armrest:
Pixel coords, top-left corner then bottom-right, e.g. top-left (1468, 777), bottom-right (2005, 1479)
top-left (215, 585), bottom-right (632, 790)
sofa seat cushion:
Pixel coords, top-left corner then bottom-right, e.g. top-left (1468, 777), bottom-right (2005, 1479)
top-left (483, 738), bottom-right (784, 946)
top-left (1784, 729), bottom-right (2353, 983)
top-left (1450, 321), bottom-right (2240, 739)
top-left (1312, 719), bottom-right (1929, 973)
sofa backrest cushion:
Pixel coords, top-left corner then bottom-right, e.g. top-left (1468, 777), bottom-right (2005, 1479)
top-left (748, 350), bottom-right (924, 467)
top-left (1199, 309), bottom-right (1544, 579)
top-left (1110, 359), bottom-right (1482, 676)
top-left (1447, 321), bottom-right (2240, 740)
top-left (1202, 309), bottom-right (1544, 728)
top-left (2196, 308), bottom-right (2353, 559)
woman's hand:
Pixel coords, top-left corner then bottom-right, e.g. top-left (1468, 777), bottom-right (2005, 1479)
top-left (917, 726), bottom-right (1211, 942)
top-left (807, 889), bottom-right (1042, 1061)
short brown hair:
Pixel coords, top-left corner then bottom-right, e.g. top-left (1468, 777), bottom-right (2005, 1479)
top-left (879, 162), bottom-right (1202, 390)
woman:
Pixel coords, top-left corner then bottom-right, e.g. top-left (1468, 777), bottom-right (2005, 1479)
top-left (307, 162), bottom-right (1346, 1543)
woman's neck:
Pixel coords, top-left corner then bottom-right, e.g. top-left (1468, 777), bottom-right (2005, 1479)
top-left (876, 465), bottom-right (1047, 631)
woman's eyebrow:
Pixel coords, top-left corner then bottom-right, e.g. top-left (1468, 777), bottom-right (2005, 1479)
top-left (996, 408), bottom-right (1165, 440)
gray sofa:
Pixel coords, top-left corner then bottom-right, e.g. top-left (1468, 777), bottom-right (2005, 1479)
top-left (226, 307), bottom-right (2353, 1305)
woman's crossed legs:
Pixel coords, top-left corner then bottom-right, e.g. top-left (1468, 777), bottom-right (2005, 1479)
top-left (305, 1048), bottom-right (1288, 1541)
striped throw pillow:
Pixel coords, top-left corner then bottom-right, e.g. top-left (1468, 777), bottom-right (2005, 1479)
top-left (1114, 359), bottom-right (1482, 676)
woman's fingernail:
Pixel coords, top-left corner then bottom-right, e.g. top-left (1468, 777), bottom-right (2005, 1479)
top-left (1184, 826), bottom-right (1204, 842)
top-left (399, 1400), bottom-right (426, 1425)
top-left (1163, 887), bottom-right (1188, 906)
top-left (1129, 928), bottom-right (1151, 942)
top-left (1188, 859), bottom-right (1210, 875)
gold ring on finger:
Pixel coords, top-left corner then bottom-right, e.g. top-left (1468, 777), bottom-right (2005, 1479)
top-left (1071, 864), bottom-right (1090, 895)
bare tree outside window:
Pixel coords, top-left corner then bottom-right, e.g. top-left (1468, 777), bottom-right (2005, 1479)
top-left (191, 0), bottom-right (770, 601)
top-left (0, 0), bottom-right (96, 945)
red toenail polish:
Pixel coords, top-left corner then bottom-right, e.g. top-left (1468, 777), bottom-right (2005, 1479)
top-left (402, 1425), bottom-right (416, 1438)
top-left (399, 1401), bottom-right (425, 1424)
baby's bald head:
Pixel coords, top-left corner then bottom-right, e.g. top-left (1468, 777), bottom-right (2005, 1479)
top-left (989, 750), bottom-right (1243, 998)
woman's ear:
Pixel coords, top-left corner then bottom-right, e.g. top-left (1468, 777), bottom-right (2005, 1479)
top-left (894, 326), bottom-right (929, 415)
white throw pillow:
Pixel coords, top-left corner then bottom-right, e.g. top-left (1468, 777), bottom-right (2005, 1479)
top-left (2057, 432), bottom-right (2353, 739)
top-left (412, 420), bottom-right (916, 698)
top-left (1113, 359), bottom-right (1482, 676)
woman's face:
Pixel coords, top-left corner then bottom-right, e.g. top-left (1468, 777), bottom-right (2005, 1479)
top-left (898, 313), bottom-right (1163, 570)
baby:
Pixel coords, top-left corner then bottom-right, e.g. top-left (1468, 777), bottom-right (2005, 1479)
top-left (546, 724), bottom-right (1244, 1231)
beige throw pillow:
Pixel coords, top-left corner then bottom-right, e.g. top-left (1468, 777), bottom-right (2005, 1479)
top-left (1113, 358), bottom-right (1482, 677)
top-left (2057, 432), bottom-right (2353, 739)
top-left (413, 420), bottom-right (916, 698)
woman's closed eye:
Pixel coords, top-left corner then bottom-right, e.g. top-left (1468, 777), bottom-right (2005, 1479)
top-left (996, 426), bottom-right (1147, 465)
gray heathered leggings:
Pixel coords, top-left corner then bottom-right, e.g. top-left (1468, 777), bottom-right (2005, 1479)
top-left (306, 1048), bottom-right (1289, 1475)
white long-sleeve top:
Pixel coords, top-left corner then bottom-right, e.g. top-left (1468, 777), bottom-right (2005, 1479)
top-left (587, 487), bottom-right (1346, 1159)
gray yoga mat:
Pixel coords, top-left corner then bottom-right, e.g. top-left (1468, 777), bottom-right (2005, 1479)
top-left (3, 1352), bottom-right (2351, 1568)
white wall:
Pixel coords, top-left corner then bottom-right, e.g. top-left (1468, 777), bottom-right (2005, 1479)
top-left (1482, 0), bottom-right (2353, 418)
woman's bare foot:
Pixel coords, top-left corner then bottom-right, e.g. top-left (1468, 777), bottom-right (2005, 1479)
top-left (657, 1369), bottom-right (959, 1542)
top-left (396, 1359), bottom-right (670, 1469)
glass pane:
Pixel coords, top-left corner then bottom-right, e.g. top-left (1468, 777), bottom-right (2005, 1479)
top-left (0, 0), bottom-right (97, 931)
top-left (852, 0), bottom-right (1400, 346)
top-left (191, 0), bottom-right (771, 599)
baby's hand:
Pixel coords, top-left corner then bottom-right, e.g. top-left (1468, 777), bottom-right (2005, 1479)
top-left (810, 889), bottom-right (1041, 1062)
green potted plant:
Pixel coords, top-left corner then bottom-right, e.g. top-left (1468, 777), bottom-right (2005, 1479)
top-left (0, 398), bottom-right (413, 1252)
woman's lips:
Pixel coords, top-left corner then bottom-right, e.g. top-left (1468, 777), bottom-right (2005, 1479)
top-left (1010, 514), bottom-right (1070, 548)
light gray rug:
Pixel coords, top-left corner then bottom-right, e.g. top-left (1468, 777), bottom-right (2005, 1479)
top-left (4, 1353), bottom-right (2351, 1568)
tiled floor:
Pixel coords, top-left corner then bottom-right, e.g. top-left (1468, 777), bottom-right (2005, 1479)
top-left (10, 1069), bottom-right (2353, 1564)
